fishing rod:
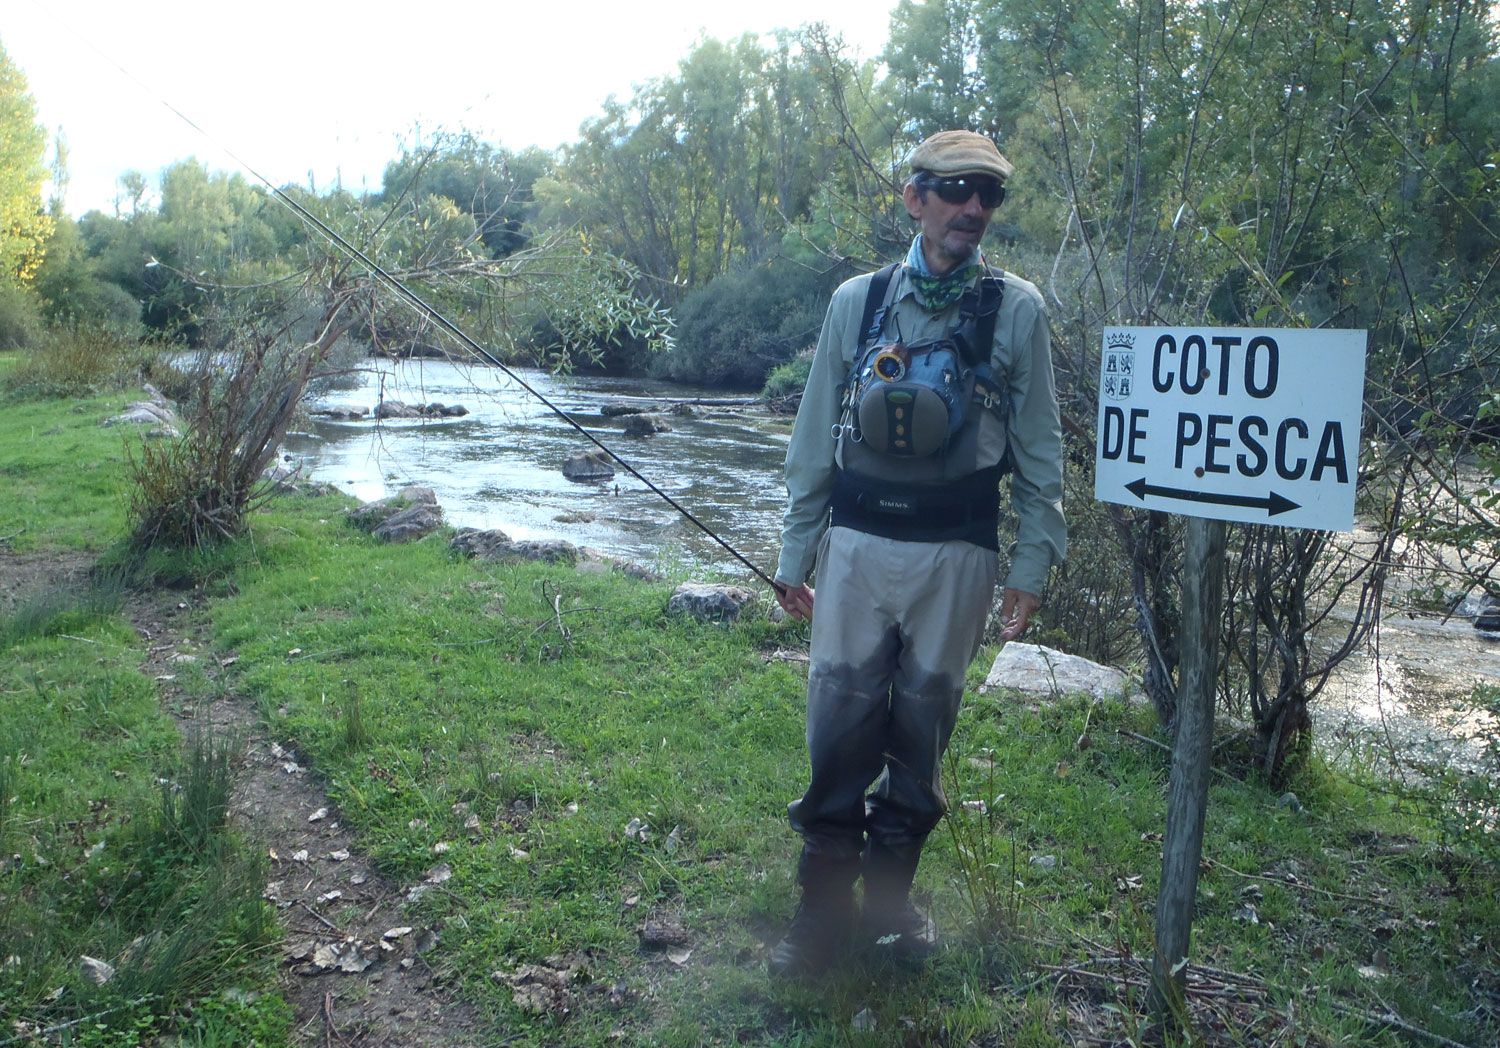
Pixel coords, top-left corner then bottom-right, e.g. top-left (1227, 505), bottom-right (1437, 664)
top-left (117, 75), bottom-right (788, 596)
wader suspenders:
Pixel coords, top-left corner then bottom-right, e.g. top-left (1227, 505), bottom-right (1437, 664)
top-left (857, 263), bottom-right (901, 354)
top-left (857, 263), bottom-right (1005, 365)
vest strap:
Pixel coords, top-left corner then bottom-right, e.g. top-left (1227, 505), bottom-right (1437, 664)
top-left (857, 263), bottom-right (901, 351)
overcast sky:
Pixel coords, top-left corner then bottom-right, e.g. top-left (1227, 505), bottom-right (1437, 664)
top-left (5, 0), bottom-right (901, 217)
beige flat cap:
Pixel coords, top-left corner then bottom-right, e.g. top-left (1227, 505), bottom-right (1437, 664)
top-left (907, 130), bottom-right (1014, 182)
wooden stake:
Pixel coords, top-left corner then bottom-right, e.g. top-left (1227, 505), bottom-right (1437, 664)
top-left (1150, 515), bottom-right (1226, 1025)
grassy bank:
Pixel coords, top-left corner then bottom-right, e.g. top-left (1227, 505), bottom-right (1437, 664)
top-left (212, 499), bottom-right (1498, 1047)
top-left (2, 367), bottom-right (1495, 1046)
top-left (0, 371), bottom-right (292, 1045)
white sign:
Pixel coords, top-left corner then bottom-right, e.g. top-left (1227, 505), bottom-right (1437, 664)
top-left (1094, 327), bottom-right (1367, 531)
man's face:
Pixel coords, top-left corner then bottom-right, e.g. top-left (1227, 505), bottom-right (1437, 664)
top-left (903, 172), bottom-right (1000, 273)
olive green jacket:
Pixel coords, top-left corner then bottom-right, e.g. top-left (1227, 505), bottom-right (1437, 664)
top-left (775, 262), bottom-right (1067, 595)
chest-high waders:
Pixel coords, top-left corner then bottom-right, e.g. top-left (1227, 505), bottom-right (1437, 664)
top-left (773, 266), bottom-right (1014, 977)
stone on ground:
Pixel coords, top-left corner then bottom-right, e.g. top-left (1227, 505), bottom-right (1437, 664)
top-left (980, 643), bottom-right (1133, 701)
top-left (666, 583), bottom-right (756, 623)
top-left (348, 486), bottom-right (443, 542)
top-left (451, 529), bottom-right (579, 565)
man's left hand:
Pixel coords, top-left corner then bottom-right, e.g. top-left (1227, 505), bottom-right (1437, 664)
top-left (998, 588), bottom-right (1040, 640)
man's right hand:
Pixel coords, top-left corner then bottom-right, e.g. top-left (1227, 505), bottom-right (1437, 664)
top-left (775, 582), bottom-right (815, 621)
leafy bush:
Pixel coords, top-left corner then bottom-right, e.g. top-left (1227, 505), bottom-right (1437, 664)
top-left (760, 349), bottom-right (813, 405)
top-left (34, 205), bottom-right (146, 337)
top-left (1, 326), bottom-right (157, 398)
top-left (1405, 683), bottom-right (1500, 867)
top-left (50, 278), bottom-right (143, 337)
top-left (1019, 453), bottom-right (1140, 664)
top-left (654, 257), bottom-right (828, 388)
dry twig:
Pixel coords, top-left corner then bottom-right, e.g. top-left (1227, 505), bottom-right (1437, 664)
top-left (298, 899), bottom-right (341, 932)
top-left (1327, 1000), bottom-right (1473, 1048)
top-left (1203, 854), bottom-right (1380, 905)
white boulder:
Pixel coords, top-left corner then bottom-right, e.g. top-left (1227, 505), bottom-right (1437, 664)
top-left (980, 643), bottom-right (1135, 701)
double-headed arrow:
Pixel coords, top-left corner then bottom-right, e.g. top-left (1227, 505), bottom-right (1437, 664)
top-left (1124, 478), bottom-right (1300, 517)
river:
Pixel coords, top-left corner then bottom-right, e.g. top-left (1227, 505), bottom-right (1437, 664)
top-left (285, 358), bottom-right (793, 577)
top-left (284, 359), bottom-right (1498, 762)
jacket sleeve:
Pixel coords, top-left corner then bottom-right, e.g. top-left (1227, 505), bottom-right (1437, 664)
top-left (1002, 285), bottom-right (1068, 595)
top-left (774, 278), bottom-right (863, 586)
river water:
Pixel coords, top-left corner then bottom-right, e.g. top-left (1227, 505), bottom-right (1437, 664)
top-left (284, 359), bottom-right (1498, 761)
top-left (285, 358), bottom-right (793, 577)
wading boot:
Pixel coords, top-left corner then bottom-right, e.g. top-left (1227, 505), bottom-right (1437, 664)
top-left (767, 849), bottom-right (859, 980)
top-left (861, 839), bottom-right (938, 960)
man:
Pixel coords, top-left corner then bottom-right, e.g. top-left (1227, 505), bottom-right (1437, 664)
top-left (770, 130), bottom-right (1067, 978)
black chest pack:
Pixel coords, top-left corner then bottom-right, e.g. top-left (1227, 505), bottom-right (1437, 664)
top-left (840, 263), bottom-right (1007, 457)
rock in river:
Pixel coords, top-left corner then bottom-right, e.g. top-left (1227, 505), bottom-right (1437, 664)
top-left (622, 414), bottom-right (671, 437)
top-left (601, 402), bottom-right (656, 417)
top-left (562, 450), bottom-right (616, 481)
top-left (313, 404), bottom-right (368, 420)
top-left (373, 400), bottom-right (468, 420)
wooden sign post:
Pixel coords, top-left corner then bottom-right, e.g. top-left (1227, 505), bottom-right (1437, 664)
top-left (1092, 326), bottom-right (1367, 1025)
top-left (1148, 514), bottom-right (1225, 1019)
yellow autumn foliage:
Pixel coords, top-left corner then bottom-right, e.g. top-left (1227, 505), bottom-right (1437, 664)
top-left (0, 40), bottom-right (52, 287)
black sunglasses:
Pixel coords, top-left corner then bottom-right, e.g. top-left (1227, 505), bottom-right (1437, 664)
top-left (918, 173), bottom-right (1006, 209)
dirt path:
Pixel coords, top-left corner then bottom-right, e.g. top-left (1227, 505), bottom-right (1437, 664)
top-left (3, 551), bottom-right (490, 1047)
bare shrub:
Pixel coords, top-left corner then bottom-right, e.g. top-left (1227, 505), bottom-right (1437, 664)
top-left (999, 452), bottom-right (1139, 666)
top-left (126, 298), bottom-right (350, 550)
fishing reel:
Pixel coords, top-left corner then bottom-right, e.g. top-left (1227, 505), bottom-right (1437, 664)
top-left (872, 344), bottom-right (910, 382)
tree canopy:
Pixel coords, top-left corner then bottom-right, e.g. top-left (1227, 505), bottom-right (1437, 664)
top-left (0, 39), bottom-right (52, 287)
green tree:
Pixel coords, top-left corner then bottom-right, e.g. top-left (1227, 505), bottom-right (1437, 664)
top-left (378, 134), bottom-right (551, 258)
top-left (0, 40), bottom-right (53, 287)
top-left (882, 0), bottom-right (990, 135)
top-left (92, 159), bottom-right (302, 339)
top-left (32, 212), bottom-right (142, 333)
top-left (984, 0), bottom-right (1500, 775)
top-left (540, 30), bottom-right (868, 293)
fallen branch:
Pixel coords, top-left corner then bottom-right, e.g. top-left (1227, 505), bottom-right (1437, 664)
top-left (0, 996), bottom-right (161, 1048)
top-left (1039, 961), bottom-right (1144, 987)
top-left (298, 899), bottom-right (341, 932)
top-left (1039, 959), bottom-right (1268, 1003)
top-left (1203, 855), bottom-right (1380, 905)
top-left (1115, 729), bottom-right (1241, 782)
top-left (323, 990), bottom-right (338, 1048)
top-left (1327, 1001), bottom-right (1473, 1048)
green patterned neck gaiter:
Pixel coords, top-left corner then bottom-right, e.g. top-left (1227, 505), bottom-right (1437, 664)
top-left (907, 263), bottom-right (977, 312)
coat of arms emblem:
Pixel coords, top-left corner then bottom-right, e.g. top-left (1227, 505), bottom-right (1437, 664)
top-left (1102, 332), bottom-right (1135, 402)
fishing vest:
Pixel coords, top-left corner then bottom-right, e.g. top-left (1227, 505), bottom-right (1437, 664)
top-left (831, 263), bottom-right (1013, 548)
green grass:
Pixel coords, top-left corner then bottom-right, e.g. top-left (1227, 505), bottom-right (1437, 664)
top-left (201, 491), bottom-right (1498, 1046)
top-left (0, 375), bottom-right (292, 1047)
top-left (0, 385), bottom-right (140, 552)
top-left (0, 618), bottom-right (287, 1046)
top-left (2, 377), bottom-right (1496, 1046)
